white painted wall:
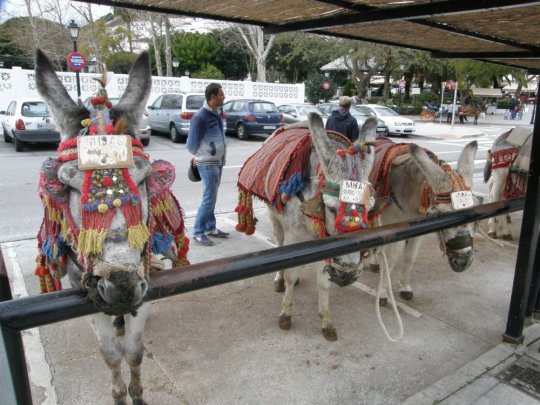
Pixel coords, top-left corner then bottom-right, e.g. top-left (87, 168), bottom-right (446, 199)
top-left (0, 67), bottom-right (305, 111)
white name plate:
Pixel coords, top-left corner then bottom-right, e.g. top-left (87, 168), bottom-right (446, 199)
top-left (339, 180), bottom-right (370, 205)
top-left (78, 135), bottom-right (134, 170)
top-left (450, 190), bottom-right (474, 210)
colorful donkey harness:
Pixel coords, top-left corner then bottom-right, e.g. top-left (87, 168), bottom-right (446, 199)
top-left (35, 84), bottom-right (189, 294)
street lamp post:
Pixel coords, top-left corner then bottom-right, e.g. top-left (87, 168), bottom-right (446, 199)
top-left (172, 57), bottom-right (179, 76)
top-left (184, 69), bottom-right (190, 77)
top-left (68, 20), bottom-right (81, 98)
top-left (399, 60), bottom-right (405, 114)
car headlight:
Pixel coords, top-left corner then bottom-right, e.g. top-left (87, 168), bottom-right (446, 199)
top-left (394, 122), bottom-right (402, 126)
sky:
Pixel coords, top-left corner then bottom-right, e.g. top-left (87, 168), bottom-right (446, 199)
top-left (0, 0), bottom-right (112, 24)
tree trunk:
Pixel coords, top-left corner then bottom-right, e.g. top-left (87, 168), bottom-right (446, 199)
top-left (149, 17), bottom-right (163, 77)
top-left (164, 17), bottom-right (172, 77)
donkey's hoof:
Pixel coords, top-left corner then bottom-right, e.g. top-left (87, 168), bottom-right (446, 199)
top-left (370, 263), bottom-right (380, 273)
top-left (279, 314), bottom-right (291, 330)
top-left (487, 232), bottom-right (497, 239)
top-left (274, 279), bottom-right (285, 293)
top-left (114, 400), bottom-right (127, 405)
top-left (322, 327), bottom-right (337, 341)
top-left (132, 400), bottom-right (147, 405)
top-left (400, 291), bottom-right (413, 300)
top-left (379, 297), bottom-right (387, 306)
top-left (502, 234), bottom-right (513, 241)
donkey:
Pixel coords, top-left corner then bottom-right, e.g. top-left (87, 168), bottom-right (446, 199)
top-left (35, 49), bottom-right (187, 405)
top-left (266, 114), bottom-right (377, 341)
top-left (370, 139), bottom-right (478, 303)
top-left (483, 128), bottom-right (531, 239)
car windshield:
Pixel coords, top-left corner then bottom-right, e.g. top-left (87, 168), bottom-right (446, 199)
top-left (350, 107), bottom-right (371, 117)
top-left (21, 101), bottom-right (49, 117)
top-left (249, 102), bottom-right (278, 113)
top-left (297, 105), bottom-right (322, 116)
top-left (373, 107), bottom-right (399, 117)
top-left (186, 95), bottom-right (205, 109)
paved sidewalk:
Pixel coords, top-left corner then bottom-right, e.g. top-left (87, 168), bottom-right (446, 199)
top-left (402, 107), bottom-right (534, 140)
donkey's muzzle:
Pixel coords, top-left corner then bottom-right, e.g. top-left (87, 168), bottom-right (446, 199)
top-left (445, 235), bottom-right (473, 273)
top-left (324, 264), bottom-right (359, 287)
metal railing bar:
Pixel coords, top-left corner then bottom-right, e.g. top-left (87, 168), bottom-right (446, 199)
top-left (0, 198), bottom-right (524, 332)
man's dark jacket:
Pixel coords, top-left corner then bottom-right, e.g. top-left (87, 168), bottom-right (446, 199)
top-left (325, 110), bottom-right (359, 142)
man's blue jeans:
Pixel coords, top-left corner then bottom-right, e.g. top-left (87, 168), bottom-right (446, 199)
top-left (193, 164), bottom-right (223, 236)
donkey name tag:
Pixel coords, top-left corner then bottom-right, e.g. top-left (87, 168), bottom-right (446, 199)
top-left (339, 180), bottom-right (369, 205)
top-left (450, 191), bottom-right (474, 210)
top-left (78, 135), bottom-right (134, 170)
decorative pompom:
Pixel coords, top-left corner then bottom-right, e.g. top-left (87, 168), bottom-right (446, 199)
top-left (245, 227), bottom-right (255, 235)
top-left (112, 198), bottom-right (122, 207)
top-left (98, 203), bottom-right (108, 213)
top-left (236, 223), bottom-right (246, 232)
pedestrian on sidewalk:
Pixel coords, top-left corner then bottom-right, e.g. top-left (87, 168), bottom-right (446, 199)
top-left (325, 96), bottom-right (360, 142)
top-left (187, 83), bottom-right (229, 246)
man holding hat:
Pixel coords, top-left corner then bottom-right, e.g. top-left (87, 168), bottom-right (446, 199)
top-left (325, 96), bottom-right (360, 142)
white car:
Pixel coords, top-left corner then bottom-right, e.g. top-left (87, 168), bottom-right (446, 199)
top-left (355, 104), bottom-right (415, 137)
top-left (1, 99), bottom-right (60, 152)
top-left (277, 103), bottom-right (328, 125)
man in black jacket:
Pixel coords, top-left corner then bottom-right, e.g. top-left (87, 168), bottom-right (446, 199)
top-left (325, 96), bottom-right (360, 142)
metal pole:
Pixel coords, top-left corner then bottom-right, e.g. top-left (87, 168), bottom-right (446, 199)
top-left (451, 81), bottom-right (458, 128)
top-left (503, 93), bottom-right (540, 344)
top-left (0, 249), bottom-right (33, 405)
top-left (0, 198), bottom-right (524, 332)
top-left (439, 82), bottom-right (444, 124)
top-left (530, 76), bottom-right (538, 125)
top-left (526, 233), bottom-right (540, 318)
top-left (73, 40), bottom-right (81, 98)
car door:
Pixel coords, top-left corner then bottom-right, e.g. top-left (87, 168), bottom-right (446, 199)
top-left (147, 95), bottom-right (164, 131)
top-left (3, 101), bottom-right (17, 136)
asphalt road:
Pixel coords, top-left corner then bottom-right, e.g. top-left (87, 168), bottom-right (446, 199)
top-left (0, 122), bottom-right (507, 243)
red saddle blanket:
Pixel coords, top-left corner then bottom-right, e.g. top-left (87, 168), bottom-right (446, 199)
top-left (237, 126), bottom-right (314, 212)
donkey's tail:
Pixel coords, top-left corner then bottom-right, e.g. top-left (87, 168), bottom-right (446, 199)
top-left (483, 149), bottom-right (492, 183)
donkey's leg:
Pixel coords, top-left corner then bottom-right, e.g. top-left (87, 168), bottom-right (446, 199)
top-left (490, 168), bottom-right (511, 239)
top-left (398, 237), bottom-right (424, 300)
top-left (94, 313), bottom-right (128, 405)
top-left (271, 217), bottom-right (286, 292)
top-left (124, 303), bottom-right (150, 405)
top-left (317, 264), bottom-right (337, 341)
top-left (279, 267), bottom-right (299, 330)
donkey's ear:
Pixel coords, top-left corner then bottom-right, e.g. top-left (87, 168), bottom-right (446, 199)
top-left (35, 49), bottom-right (89, 140)
top-left (409, 143), bottom-right (447, 192)
top-left (457, 140), bottom-right (478, 188)
top-left (356, 116), bottom-right (377, 146)
top-left (110, 52), bottom-right (152, 136)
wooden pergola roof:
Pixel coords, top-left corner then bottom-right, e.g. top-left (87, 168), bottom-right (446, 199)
top-left (77, 0), bottom-right (540, 73)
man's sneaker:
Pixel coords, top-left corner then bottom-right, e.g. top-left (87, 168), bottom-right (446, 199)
top-left (206, 228), bottom-right (230, 238)
top-left (193, 234), bottom-right (214, 246)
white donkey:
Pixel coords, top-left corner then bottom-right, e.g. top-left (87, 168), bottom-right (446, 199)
top-left (483, 127), bottom-right (531, 240)
top-left (35, 49), bottom-right (188, 405)
top-left (264, 114), bottom-right (377, 341)
top-left (369, 139), bottom-right (478, 304)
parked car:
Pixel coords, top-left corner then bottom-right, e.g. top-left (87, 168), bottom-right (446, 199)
top-left (147, 93), bottom-right (206, 143)
top-left (318, 102), bottom-right (389, 136)
top-left (355, 104), bottom-right (415, 137)
top-left (277, 103), bottom-right (327, 125)
top-left (1, 99), bottom-right (60, 152)
top-left (83, 96), bottom-right (151, 146)
top-left (109, 97), bottom-right (151, 146)
top-left (222, 99), bottom-right (285, 140)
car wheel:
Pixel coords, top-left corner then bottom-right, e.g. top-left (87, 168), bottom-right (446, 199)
top-left (237, 123), bottom-right (248, 140)
top-left (170, 125), bottom-right (181, 143)
top-left (14, 136), bottom-right (24, 152)
top-left (141, 138), bottom-right (150, 146)
top-left (3, 128), bottom-right (11, 143)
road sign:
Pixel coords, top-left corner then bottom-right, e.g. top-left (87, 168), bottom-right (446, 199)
top-left (67, 52), bottom-right (87, 71)
top-left (399, 79), bottom-right (405, 90)
top-left (322, 80), bottom-right (331, 91)
top-left (445, 80), bottom-right (456, 90)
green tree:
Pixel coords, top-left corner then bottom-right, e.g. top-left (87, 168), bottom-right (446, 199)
top-left (305, 71), bottom-right (333, 103)
top-left (105, 52), bottom-right (138, 73)
top-left (171, 32), bottom-right (221, 76)
top-left (193, 63), bottom-right (225, 80)
top-left (211, 28), bottom-right (250, 80)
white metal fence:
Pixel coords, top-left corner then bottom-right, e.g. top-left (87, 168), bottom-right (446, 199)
top-left (0, 67), bottom-right (305, 111)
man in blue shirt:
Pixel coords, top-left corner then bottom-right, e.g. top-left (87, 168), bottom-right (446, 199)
top-left (187, 83), bottom-right (229, 246)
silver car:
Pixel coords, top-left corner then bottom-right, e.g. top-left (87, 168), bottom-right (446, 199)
top-left (318, 103), bottom-right (388, 136)
top-left (277, 103), bottom-right (328, 125)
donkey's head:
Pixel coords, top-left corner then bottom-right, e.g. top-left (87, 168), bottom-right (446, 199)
top-left (35, 49), bottom-right (153, 315)
top-left (410, 141), bottom-right (478, 272)
top-left (308, 113), bottom-right (377, 284)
